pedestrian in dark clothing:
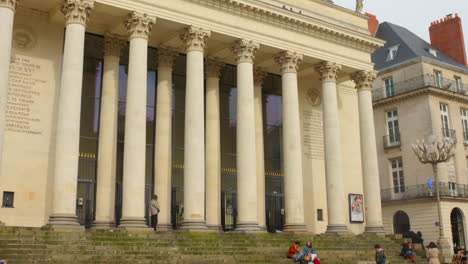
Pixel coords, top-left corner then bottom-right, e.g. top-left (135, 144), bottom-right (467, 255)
top-left (375, 244), bottom-right (386, 264)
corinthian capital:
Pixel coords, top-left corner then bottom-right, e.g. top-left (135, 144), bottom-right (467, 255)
top-left (180, 26), bottom-right (211, 52)
top-left (205, 58), bottom-right (225, 78)
top-left (254, 68), bottom-right (267, 87)
top-left (104, 33), bottom-right (126, 57)
top-left (158, 48), bottom-right (179, 68)
top-left (0, 0), bottom-right (18, 11)
top-left (351, 70), bottom-right (377, 91)
top-left (315, 61), bottom-right (342, 82)
top-left (275, 51), bottom-right (303, 74)
top-left (125, 11), bottom-right (156, 40)
top-left (61, 0), bottom-right (94, 26)
top-left (232, 39), bottom-right (259, 64)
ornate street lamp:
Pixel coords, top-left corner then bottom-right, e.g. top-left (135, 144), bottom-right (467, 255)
top-left (412, 135), bottom-right (454, 263)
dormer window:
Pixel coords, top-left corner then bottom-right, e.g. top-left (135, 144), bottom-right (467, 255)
top-left (429, 48), bottom-right (438, 57)
top-left (386, 45), bottom-right (399, 61)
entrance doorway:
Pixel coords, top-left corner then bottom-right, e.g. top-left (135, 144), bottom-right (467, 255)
top-left (393, 210), bottom-right (410, 234)
top-left (76, 179), bottom-right (96, 228)
top-left (451, 208), bottom-right (466, 249)
top-left (221, 190), bottom-right (237, 231)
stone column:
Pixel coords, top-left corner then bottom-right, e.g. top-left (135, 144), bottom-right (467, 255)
top-left (275, 51), bottom-right (307, 232)
top-left (253, 68), bottom-right (267, 230)
top-left (315, 61), bottom-right (349, 234)
top-left (47, 0), bottom-right (94, 228)
top-left (205, 58), bottom-right (224, 231)
top-left (0, 0), bottom-right (17, 175)
top-left (232, 39), bottom-right (261, 232)
top-left (118, 11), bottom-right (155, 229)
top-left (154, 48), bottom-right (178, 231)
top-left (93, 33), bottom-right (126, 229)
top-left (352, 70), bottom-right (385, 233)
top-left (180, 26), bottom-right (210, 231)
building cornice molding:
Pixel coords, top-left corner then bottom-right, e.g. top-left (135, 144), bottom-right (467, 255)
top-left (188, 0), bottom-right (384, 53)
top-left (373, 87), bottom-right (468, 108)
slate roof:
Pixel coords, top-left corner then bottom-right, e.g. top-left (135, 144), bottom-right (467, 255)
top-left (372, 22), bottom-right (468, 72)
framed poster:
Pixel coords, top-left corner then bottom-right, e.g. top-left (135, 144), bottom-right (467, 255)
top-left (349, 194), bottom-right (364, 223)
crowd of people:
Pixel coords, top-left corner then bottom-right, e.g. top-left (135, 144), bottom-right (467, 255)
top-left (287, 241), bottom-right (320, 264)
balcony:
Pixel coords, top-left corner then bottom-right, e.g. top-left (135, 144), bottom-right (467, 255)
top-left (381, 183), bottom-right (468, 201)
top-left (373, 74), bottom-right (468, 101)
top-left (383, 134), bottom-right (401, 149)
top-left (441, 128), bottom-right (457, 144)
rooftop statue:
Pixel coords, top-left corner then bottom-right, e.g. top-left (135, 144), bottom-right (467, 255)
top-left (356, 0), bottom-right (363, 13)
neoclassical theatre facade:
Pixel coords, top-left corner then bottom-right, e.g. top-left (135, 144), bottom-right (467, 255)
top-left (0, 0), bottom-right (385, 234)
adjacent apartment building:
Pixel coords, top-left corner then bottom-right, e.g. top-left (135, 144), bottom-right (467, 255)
top-left (372, 14), bottom-right (468, 250)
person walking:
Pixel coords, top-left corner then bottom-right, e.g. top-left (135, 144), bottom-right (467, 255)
top-left (150, 194), bottom-right (160, 231)
top-left (426, 242), bottom-right (440, 264)
top-left (374, 244), bottom-right (387, 264)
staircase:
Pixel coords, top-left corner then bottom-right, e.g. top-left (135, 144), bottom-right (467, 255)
top-left (0, 227), bottom-right (427, 264)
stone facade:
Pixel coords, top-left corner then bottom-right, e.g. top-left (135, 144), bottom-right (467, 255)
top-left (0, 0), bottom-right (384, 234)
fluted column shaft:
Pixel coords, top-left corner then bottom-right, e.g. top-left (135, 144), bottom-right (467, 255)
top-left (232, 39), bottom-right (261, 232)
top-left (0, 0), bottom-right (17, 175)
top-left (275, 51), bottom-right (307, 232)
top-left (119, 11), bottom-right (155, 229)
top-left (352, 71), bottom-right (385, 233)
top-left (315, 61), bottom-right (349, 234)
top-left (180, 26), bottom-right (210, 231)
top-left (205, 59), bottom-right (224, 231)
top-left (254, 68), bottom-right (266, 230)
top-left (154, 48), bottom-right (178, 231)
top-left (48, 0), bottom-right (94, 228)
top-left (93, 33), bottom-right (125, 229)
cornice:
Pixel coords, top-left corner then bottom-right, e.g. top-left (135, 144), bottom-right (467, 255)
top-left (188, 0), bottom-right (384, 53)
top-left (373, 86), bottom-right (468, 108)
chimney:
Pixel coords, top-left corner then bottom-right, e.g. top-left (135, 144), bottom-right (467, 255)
top-left (429, 13), bottom-right (467, 66)
top-left (365, 13), bottom-right (379, 37)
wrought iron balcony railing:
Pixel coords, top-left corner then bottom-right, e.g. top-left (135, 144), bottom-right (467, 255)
top-left (381, 182), bottom-right (468, 201)
top-left (383, 134), bottom-right (401, 149)
top-left (441, 128), bottom-right (457, 144)
top-left (373, 74), bottom-right (468, 101)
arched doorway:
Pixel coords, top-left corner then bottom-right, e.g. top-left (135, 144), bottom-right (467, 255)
top-left (394, 211), bottom-right (410, 235)
top-left (451, 208), bottom-right (466, 249)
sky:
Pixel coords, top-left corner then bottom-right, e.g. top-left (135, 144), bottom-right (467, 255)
top-left (333, 0), bottom-right (468, 53)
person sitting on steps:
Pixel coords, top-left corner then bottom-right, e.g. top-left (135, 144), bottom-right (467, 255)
top-left (287, 241), bottom-right (303, 261)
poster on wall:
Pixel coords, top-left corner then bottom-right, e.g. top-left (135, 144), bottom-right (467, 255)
top-left (349, 194), bottom-right (365, 223)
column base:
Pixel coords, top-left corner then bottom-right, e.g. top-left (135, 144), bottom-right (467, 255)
top-left (92, 221), bottom-right (116, 230)
top-left (156, 223), bottom-right (173, 232)
top-left (326, 224), bottom-right (350, 234)
top-left (46, 214), bottom-right (83, 230)
top-left (206, 225), bottom-right (223, 232)
top-left (118, 217), bottom-right (150, 230)
top-left (234, 222), bottom-right (264, 233)
top-left (180, 220), bottom-right (208, 232)
top-left (364, 225), bottom-right (386, 234)
top-left (283, 223), bottom-right (308, 233)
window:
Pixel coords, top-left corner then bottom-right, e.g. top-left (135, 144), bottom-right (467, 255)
top-left (449, 182), bottom-right (458, 196)
top-left (317, 209), bottom-right (323, 221)
top-left (386, 110), bottom-right (400, 145)
top-left (2, 192), bottom-right (14, 208)
top-left (434, 70), bottom-right (443, 88)
top-left (384, 77), bottom-right (395, 97)
top-left (392, 159), bottom-right (405, 193)
top-left (386, 45), bottom-right (399, 61)
top-left (440, 104), bottom-right (451, 138)
top-left (461, 109), bottom-right (468, 143)
top-left (455, 76), bottom-right (463, 93)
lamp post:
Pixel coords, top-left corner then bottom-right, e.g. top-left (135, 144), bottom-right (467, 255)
top-left (412, 135), bottom-right (454, 263)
